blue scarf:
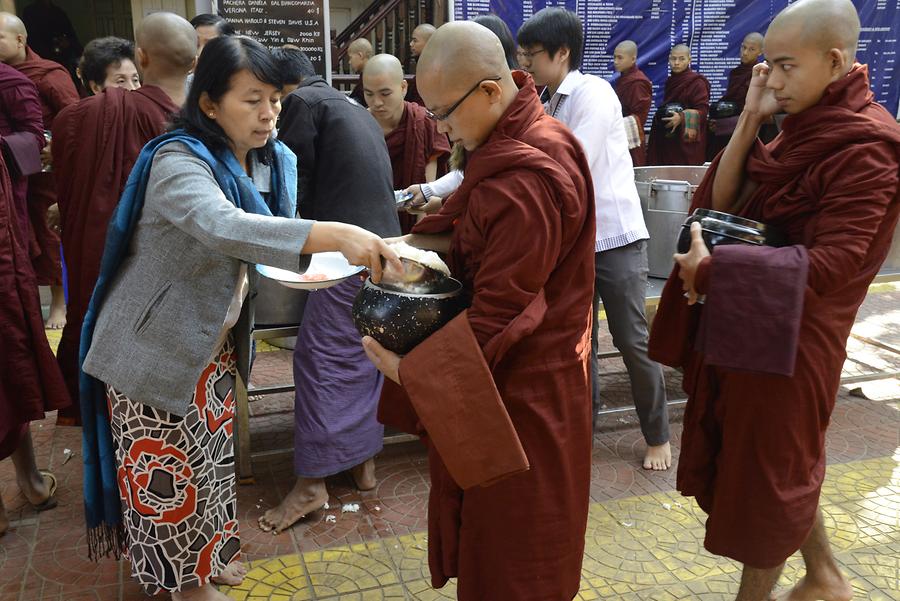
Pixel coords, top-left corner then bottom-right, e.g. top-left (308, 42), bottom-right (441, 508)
top-left (78, 131), bottom-right (297, 559)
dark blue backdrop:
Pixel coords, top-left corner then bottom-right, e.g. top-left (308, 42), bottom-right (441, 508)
top-left (453, 0), bottom-right (899, 122)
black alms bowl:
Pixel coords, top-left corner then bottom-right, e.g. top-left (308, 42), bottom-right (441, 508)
top-left (677, 208), bottom-right (786, 254)
top-left (662, 102), bottom-right (685, 117)
top-left (351, 277), bottom-right (468, 355)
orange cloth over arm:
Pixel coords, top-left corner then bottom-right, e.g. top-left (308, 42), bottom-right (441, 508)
top-left (614, 66), bottom-right (652, 166)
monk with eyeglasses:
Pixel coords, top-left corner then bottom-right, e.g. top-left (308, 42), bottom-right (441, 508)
top-left (362, 21), bottom-right (595, 601)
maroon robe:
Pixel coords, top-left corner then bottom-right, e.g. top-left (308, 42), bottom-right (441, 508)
top-left (51, 85), bottom-right (178, 425)
top-left (647, 69), bottom-right (710, 166)
top-left (384, 100), bottom-right (451, 233)
top-left (0, 63), bottom-right (44, 248)
top-left (648, 64), bottom-right (900, 569)
top-left (614, 65), bottom-right (652, 166)
top-left (706, 61), bottom-right (754, 160)
top-left (0, 149), bottom-right (70, 460)
top-left (380, 72), bottom-right (595, 599)
top-left (15, 47), bottom-right (80, 285)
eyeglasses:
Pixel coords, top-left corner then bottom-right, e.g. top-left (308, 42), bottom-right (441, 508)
top-left (425, 76), bottom-right (502, 121)
top-left (518, 48), bottom-right (547, 61)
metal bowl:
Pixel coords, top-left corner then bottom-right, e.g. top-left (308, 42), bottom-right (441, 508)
top-left (351, 277), bottom-right (468, 355)
top-left (662, 102), bottom-right (685, 117)
top-left (677, 208), bottom-right (786, 254)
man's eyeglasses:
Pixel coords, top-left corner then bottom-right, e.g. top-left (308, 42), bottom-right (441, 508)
top-left (518, 48), bottom-right (547, 61)
top-left (425, 76), bottom-right (502, 121)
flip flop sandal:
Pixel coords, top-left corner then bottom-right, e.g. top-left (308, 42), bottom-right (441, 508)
top-left (31, 470), bottom-right (58, 512)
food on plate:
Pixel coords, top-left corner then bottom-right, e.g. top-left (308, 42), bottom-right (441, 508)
top-left (388, 240), bottom-right (450, 276)
top-left (298, 272), bottom-right (330, 282)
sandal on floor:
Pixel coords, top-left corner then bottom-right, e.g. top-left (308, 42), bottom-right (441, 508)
top-left (31, 470), bottom-right (58, 512)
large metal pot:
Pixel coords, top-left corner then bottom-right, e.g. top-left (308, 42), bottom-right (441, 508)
top-left (254, 275), bottom-right (309, 349)
top-left (634, 166), bottom-right (709, 277)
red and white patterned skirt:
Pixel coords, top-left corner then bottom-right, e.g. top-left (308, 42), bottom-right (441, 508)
top-left (107, 339), bottom-right (241, 594)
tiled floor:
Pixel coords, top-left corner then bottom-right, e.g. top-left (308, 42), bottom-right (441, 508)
top-left (2, 286), bottom-right (898, 600)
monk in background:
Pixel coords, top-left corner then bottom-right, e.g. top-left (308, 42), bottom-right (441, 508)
top-left (347, 37), bottom-right (372, 106)
top-left (364, 53), bottom-right (450, 233)
top-left (706, 32), bottom-right (763, 160)
top-left (0, 72), bottom-right (68, 538)
top-left (647, 44), bottom-right (709, 165)
top-left (613, 40), bottom-right (652, 166)
top-left (363, 22), bottom-right (594, 600)
top-left (649, 1), bottom-right (900, 599)
top-left (0, 12), bottom-right (79, 330)
top-left (405, 23), bottom-right (434, 105)
top-left (52, 12), bottom-right (195, 426)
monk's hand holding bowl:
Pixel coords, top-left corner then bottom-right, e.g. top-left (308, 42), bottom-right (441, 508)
top-left (674, 221), bottom-right (710, 305)
top-left (361, 336), bottom-right (401, 384)
top-left (744, 63), bottom-right (780, 119)
top-left (663, 111), bottom-right (683, 131)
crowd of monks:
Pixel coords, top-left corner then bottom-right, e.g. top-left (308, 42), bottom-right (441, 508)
top-left (1, 0), bottom-right (899, 600)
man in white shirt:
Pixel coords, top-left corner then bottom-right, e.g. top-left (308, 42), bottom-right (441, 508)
top-left (518, 7), bottom-right (671, 470)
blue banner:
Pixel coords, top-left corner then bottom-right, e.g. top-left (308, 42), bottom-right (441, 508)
top-left (454, 0), bottom-right (900, 121)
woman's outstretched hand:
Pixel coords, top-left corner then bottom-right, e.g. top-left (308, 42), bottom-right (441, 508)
top-left (306, 222), bottom-right (402, 283)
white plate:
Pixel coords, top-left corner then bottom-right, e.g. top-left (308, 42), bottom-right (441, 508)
top-left (257, 252), bottom-right (365, 290)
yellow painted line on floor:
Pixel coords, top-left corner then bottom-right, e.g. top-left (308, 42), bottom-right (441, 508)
top-left (223, 454), bottom-right (900, 600)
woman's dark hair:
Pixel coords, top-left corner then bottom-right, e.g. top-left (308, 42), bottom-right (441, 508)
top-left (173, 36), bottom-right (282, 152)
top-left (473, 15), bottom-right (517, 70)
top-left (189, 13), bottom-right (236, 36)
top-left (270, 46), bottom-right (316, 85)
top-left (78, 36), bottom-right (135, 92)
top-left (517, 7), bottom-right (583, 71)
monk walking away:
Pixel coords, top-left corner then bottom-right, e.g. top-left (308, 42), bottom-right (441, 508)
top-left (364, 21), bottom-right (595, 600)
top-left (0, 11), bottom-right (79, 330)
top-left (363, 53), bottom-right (450, 234)
top-left (612, 40), bottom-right (652, 167)
top-left (649, 1), bottom-right (900, 599)
top-left (647, 44), bottom-right (710, 166)
top-left (51, 12), bottom-right (195, 426)
top-left (706, 32), bottom-right (764, 160)
top-left (347, 37), bottom-right (373, 106)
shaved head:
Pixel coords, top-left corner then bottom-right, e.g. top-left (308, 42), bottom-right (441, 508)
top-left (671, 44), bottom-right (691, 56)
top-left (615, 40), bottom-right (637, 57)
top-left (410, 23), bottom-right (436, 58)
top-left (0, 12), bottom-right (27, 64)
top-left (363, 54), bottom-right (407, 130)
top-left (364, 53), bottom-right (404, 82)
top-left (613, 39), bottom-right (638, 72)
top-left (0, 12), bottom-right (25, 36)
top-left (136, 12), bottom-right (197, 73)
top-left (416, 21), bottom-right (518, 150)
top-left (744, 32), bottom-right (764, 47)
top-left (349, 37), bottom-right (373, 57)
top-left (768, 0), bottom-right (859, 62)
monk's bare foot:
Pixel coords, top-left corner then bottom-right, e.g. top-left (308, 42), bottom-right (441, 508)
top-left (643, 442), bottom-right (672, 471)
top-left (258, 478), bottom-right (327, 534)
top-left (171, 583), bottom-right (232, 600)
top-left (350, 458), bottom-right (376, 491)
top-left (210, 561), bottom-right (248, 586)
top-left (770, 571), bottom-right (853, 601)
top-left (45, 286), bottom-right (67, 329)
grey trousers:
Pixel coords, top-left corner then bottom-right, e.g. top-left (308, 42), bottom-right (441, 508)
top-left (591, 240), bottom-right (669, 446)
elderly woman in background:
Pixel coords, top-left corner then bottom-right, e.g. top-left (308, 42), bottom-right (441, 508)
top-left (78, 36), bottom-right (141, 95)
top-left (79, 35), bottom-right (399, 601)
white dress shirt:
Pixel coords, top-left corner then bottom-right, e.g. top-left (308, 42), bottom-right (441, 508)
top-left (543, 70), bottom-right (648, 252)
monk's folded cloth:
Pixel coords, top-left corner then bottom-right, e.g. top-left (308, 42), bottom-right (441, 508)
top-left (623, 114), bottom-right (642, 149)
top-left (682, 109), bottom-right (701, 142)
top-left (695, 244), bottom-right (808, 376)
top-left (398, 310), bottom-right (529, 489)
top-left (1, 132), bottom-right (42, 177)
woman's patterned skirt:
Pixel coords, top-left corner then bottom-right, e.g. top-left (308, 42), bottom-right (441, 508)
top-left (107, 339), bottom-right (241, 594)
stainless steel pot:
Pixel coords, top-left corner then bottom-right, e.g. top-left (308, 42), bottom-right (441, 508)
top-left (253, 275), bottom-right (309, 349)
top-left (634, 165), bottom-right (709, 277)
